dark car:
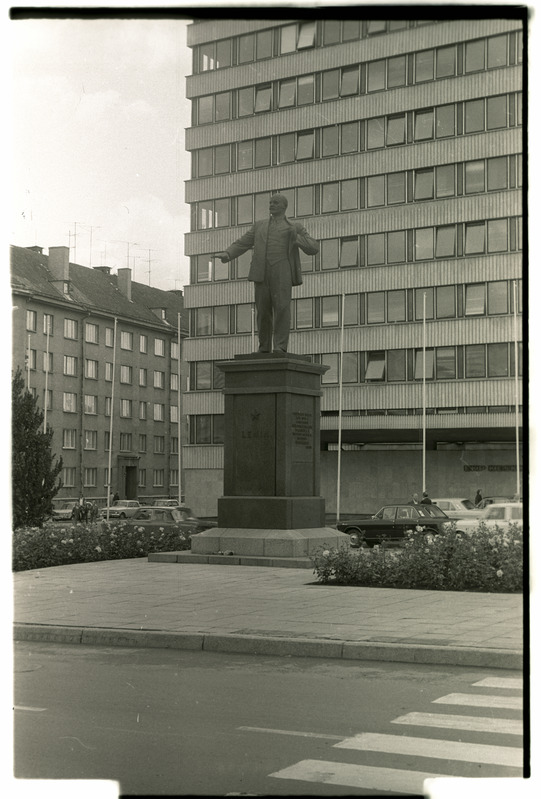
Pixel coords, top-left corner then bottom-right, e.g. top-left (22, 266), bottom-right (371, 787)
top-left (336, 503), bottom-right (451, 547)
top-left (128, 506), bottom-right (216, 534)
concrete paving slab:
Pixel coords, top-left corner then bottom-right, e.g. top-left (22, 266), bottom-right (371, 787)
top-left (12, 558), bottom-right (524, 669)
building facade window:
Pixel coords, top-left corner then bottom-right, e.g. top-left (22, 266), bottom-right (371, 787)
top-left (26, 310), bottom-right (37, 332)
top-left (63, 355), bottom-right (77, 376)
top-left (119, 433), bottom-right (132, 451)
top-left (120, 331), bottom-right (133, 350)
top-left (85, 359), bottom-right (99, 379)
top-left (85, 322), bottom-right (99, 343)
top-left (153, 370), bottom-right (165, 389)
top-left (84, 468), bottom-right (97, 487)
top-left (63, 392), bottom-right (77, 413)
top-left (64, 318), bottom-right (78, 339)
top-left (43, 313), bottom-right (54, 335)
top-left (154, 435), bottom-right (165, 453)
top-left (120, 365), bottom-right (133, 384)
top-left (84, 395), bottom-right (98, 415)
top-left (63, 429), bottom-right (77, 449)
top-left (62, 467), bottom-right (76, 487)
top-left (153, 469), bottom-right (165, 487)
top-left (84, 430), bottom-right (97, 450)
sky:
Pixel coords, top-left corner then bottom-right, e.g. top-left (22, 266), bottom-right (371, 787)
top-left (10, 15), bottom-right (193, 291)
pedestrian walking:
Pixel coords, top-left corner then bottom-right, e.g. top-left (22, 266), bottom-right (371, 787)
top-left (113, 491), bottom-right (120, 502)
top-left (420, 491), bottom-right (432, 505)
top-left (79, 497), bottom-right (88, 523)
top-left (89, 502), bottom-right (99, 523)
top-left (474, 489), bottom-right (483, 507)
top-left (217, 194), bottom-right (319, 353)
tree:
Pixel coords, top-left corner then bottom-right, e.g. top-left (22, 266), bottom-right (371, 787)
top-left (12, 367), bottom-right (63, 528)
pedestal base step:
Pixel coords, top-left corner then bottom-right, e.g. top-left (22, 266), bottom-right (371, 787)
top-left (190, 526), bottom-right (347, 558)
top-left (148, 551), bottom-right (314, 569)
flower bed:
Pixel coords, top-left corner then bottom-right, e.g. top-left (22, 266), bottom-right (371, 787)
top-left (12, 520), bottom-right (193, 572)
top-left (311, 523), bottom-right (523, 592)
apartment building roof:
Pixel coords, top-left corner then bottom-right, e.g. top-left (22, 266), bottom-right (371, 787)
top-left (10, 244), bottom-right (187, 332)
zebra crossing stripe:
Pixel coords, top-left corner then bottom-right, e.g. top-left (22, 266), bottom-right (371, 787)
top-left (433, 693), bottom-right (522, 710)
top-left (473, 677), bottom-right (523, 690)
top-left (392, 712), bottom-right (523, 735)
top-left (334, 732), bottom-right (523, 768)
top-left (269, 760), bottom-right (443, 793)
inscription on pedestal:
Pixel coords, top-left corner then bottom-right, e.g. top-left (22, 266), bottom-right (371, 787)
top-left (292, 411), bottom-right (313, 452)
top-left (233, 394), bottom-right (275, 496)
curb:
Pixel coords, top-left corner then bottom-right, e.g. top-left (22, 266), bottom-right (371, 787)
top-left (13, 623), bottom-right (522, 670)
top-left (148, 552), bottom-right (313, 568)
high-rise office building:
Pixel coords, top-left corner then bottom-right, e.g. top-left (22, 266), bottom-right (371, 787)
top-left (183, 15), bottom-right (523, 516)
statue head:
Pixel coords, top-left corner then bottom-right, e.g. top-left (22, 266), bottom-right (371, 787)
top-left (269, 194), bottom-right (288, 216)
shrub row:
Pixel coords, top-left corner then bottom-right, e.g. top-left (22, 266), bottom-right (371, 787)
top-left (12, 520), bottom-right (193, 572)
top-left (311, 523), bottom-right (523, 592)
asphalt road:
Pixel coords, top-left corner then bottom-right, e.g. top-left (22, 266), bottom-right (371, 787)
top-left (14, 642), bottom-right (524, 796)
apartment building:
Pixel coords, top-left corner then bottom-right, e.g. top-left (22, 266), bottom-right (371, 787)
top-left (11, 244), bottom-right (188, 505)
top-left (183, 15), bottom-right (524, 516)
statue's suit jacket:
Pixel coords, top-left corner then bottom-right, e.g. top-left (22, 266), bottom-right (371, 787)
top-left (225, 217), bottom-right (319, 286)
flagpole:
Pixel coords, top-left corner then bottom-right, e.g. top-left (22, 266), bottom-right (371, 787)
top-left (251, 307), bottom-right (255, 351)
top-left (43, 323), bottom-right (50, 431)
top-left (26, 334), bottom-right (31, 390)
top-left (106, 317), bottom-right (117, 521)
top-left (422, 291), bottom-right (427, 494)
top-left (177, 313), bottom-right (183, 506)
top-left (336, 293), bottom-right (345, 522)
top-left (513, 281), bottom-right (521, 498)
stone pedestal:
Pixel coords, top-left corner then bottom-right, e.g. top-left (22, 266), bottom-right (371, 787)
top-left (191, 354), bottom-right (346, 557)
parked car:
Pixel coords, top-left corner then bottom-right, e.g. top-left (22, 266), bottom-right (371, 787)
top-left (51, 501), bottom-right (77, 521)
top-left (336, 504), bottom-right (451, 547)
top-left (101, 500), bottom-right (142, 519)
top-left (454, 502), bottom-right (523, 535)
top-left (151, 499), bottom-right (182, 507)
top-left (431, 498), bottom-right (484, 520)
top-left (128, 506), bottom-right (215, 534)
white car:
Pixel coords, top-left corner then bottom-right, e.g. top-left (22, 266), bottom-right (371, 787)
top-left (454, 503), bottom-right (523, 534)
top-left (52, 501), bottom-right (77, 521)
top-left (101, 500), bottom-right (142, 519)
top-left (431, 498), bottom-right (484, 520)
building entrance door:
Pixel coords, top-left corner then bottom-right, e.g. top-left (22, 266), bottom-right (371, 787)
top-left (125, 466), bottom-right (137, 499)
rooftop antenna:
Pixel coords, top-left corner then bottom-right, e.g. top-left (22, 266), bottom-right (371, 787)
top-left (84, 224), bottom-right (101, 267)
top-left (142, 248), bottom-right (156, 286)
top-left (112, 240), bottom-right (139, 274)
top-left (73, 221), bottom-right (100, 266)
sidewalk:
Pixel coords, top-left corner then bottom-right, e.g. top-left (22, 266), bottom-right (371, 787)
top-left (13, 558), bottom-right (523, 669)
